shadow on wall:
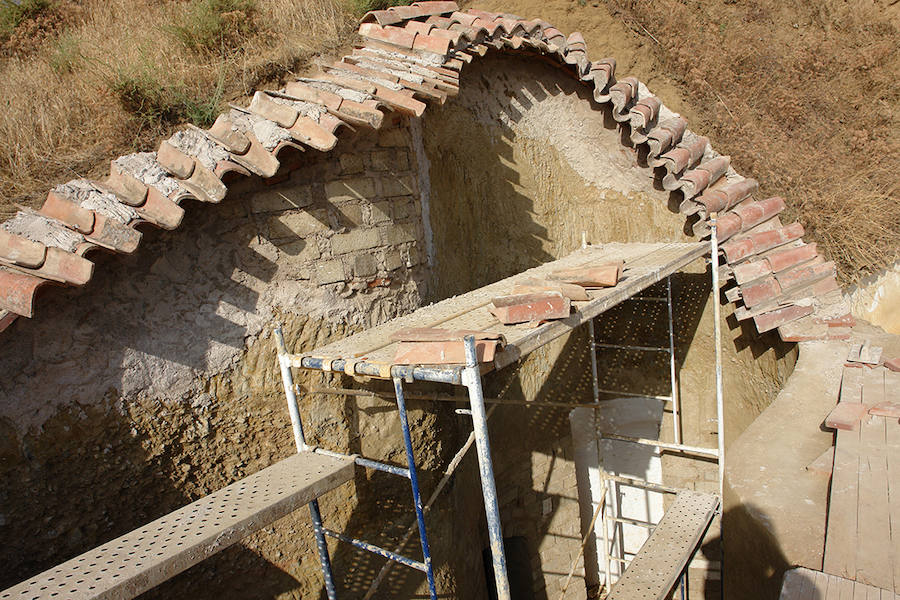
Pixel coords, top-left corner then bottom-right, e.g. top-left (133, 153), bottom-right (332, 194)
top-left (0, 135), bottom-right (410, 598)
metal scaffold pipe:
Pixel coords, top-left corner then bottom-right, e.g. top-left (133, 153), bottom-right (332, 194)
top-left (463, 335), bottom-right (511, 600)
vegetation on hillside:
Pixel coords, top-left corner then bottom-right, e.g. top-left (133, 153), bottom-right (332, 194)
top-left (608, 0), bottom-right (899, 282)
top-left (0, 0), bottom-right (356, 220)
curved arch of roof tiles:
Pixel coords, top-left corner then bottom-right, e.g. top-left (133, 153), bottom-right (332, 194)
top-left (0, 1), bottom-right (851, 341)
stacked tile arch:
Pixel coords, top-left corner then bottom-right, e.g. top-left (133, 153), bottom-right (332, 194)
top-left (0, 1), bottom-right (851, 341)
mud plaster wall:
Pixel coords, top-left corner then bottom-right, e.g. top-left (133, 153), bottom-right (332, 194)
top-left (421, 53), bottom-right (797, 598)
top-left (0, 115), bottom-right (450, 599)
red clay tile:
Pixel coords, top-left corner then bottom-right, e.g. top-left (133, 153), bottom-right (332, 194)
top-left (740, 276), bottom-right (782, 307)
top-left (884, 357), bottom-right (900, 372)
top-left (105, 164), bottom-right (149, 207)
top-left (679, 155), bottom-right (730, 199)
top-left (693, 177), bottom-right (757, 216)
top-left (89, 213), bottom-right (141, 253)
top-left (824, 402), bottom-right (868, 431)
top-left (658, 136), bottom-right (708, 185)
top-left (390, 328), bottom-right (504, 343)
top-left (549, 262), bottom-right (622, 287)
top-left (0, 230), bottom-right (46, 269)
top-left (361, 9), bottom-right (404, 26)
top-left (817, 312), bottom-right (855, 328)
top-left (490, 292), bottom-right (571, 325)
top-left (38, 247), bottom-right (93, 285)
top-left (226, 130), bottom-right (280, 178)
top-left (733, 196), bottom-right (785, 231)
top-left (412, 32), bottom-right (453, 55)
top-left (284, 81), bottom-right (342, 111)
top-left (136, 188), bottom-right (185, 230)
top-left (693, 211), bottom-right (742, 240)
top-left (393, 339), bottom-right (497, 365)
top-left (404, 21), bottom-right (435, 36)
top-left (753, 303), bottom-right (814, 333)
top-left (412, 1), bottom-right (459, 16)
top-left (359, 23), bottom-right (417, 50)
top-left (449, 10), bottom-right (478, 26)
top-left (869, 400), bottom-right (900, 418)
top-left (249, 92), bottom-right (299, 129)
top-left (775, 260), bottom-right (834, 292)
top-left (732, 259), bottom-right (771, 285)
top-left (766, 243), bottom-right (818, 273)
top-left (208, 116), bottom-right (252, 154)
top-left (182, 162), bottom-right (227, 203)
top-left (289, 117), bottom-right (339, 152)
top-left (156, 141), bottom-right (195, 179)
top-left (646, 117), bottom-right (687, 157)
top-left (513, 278), bottom-right (590, 301)
top-left (0, 267), bottom-right (49, 317)
top-left (41, 191), bottom-right (95, 235)
top-left (720, 222), bottom-right (804, 263)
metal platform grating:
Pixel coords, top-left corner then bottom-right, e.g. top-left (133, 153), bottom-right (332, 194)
top-left (300, 242), bottom-right (708, 378)
top-left (607, 490), bottom-right (719, 600)
top-left (2, 451), bottom-right (354, 600)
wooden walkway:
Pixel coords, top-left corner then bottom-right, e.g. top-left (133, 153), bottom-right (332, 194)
top-left (780, 567), bottom-right (898, 600)
top-left (305, 242), bottom-right (707, 376)
top-left (823, 365), bottom-right (900, 592)
top-left (1, 451), bottom-right (354, 600)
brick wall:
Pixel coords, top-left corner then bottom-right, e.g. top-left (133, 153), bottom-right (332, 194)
top-left (230, 112), bottom-right (427, 298)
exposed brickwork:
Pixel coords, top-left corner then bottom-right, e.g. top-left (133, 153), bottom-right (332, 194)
top-left (230, 115), bottom-right (426, 294)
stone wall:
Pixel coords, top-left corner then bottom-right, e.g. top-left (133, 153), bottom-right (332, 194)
top-left (0, 114), bottom-right (440, 598)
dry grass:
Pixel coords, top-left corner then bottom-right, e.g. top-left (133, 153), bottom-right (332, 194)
top-left (609, 0), bottom-right (900, 282)
top-left (0, 0), bottom-right (356, 220)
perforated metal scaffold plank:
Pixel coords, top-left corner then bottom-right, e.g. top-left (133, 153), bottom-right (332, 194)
top-left (2, 451), bottom-right (354, 600)
top-left (302, 242), bottom-right (707, 376)
top-left (607, 491), bottom-right (719, 600)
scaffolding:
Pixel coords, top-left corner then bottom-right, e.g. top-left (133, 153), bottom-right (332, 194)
top-left (276, 241), bottom-right (721, 599)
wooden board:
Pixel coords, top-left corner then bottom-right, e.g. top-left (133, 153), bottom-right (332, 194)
top-left (780, 568), bottom-right (898, 600)
top-left (607, 491), bottom-right (719, 600)
top-left (825, 397), bottom-right (900, 592)
top-left (1, 451), bottom-right (354, 600)
top-left (298, 242), bottom-right (707, 377)
top-left (824, 418), bottom-right (861, 579)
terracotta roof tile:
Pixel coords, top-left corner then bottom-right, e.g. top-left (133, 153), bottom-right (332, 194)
top-left (628, 96), bottom-right (661, 143)
top-left (720, 222), bottom-right (805, 263)
top-left (0, 229), bottom-right (46, 268)
top-left (657, 135), bottom-right (708, 187)
top-left (0, 267), bottom-right (49, 317)
top-left (689, 177), bottom-right (757, 217)
top-left (359, 23), bottom-right (418, 50)
top-left (0, 9), bottom-right (843, 344)
top-left (753, 303), bottom-right (815, 333)
top-left (678, 155), bottom-right (730, 199)
top-left (645, 117), bottom-right (686, 158)
top-left (42, 189), bottom-right (141, 253)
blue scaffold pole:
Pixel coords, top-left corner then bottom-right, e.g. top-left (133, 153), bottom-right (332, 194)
top-left (392, 377), bottom-right (438, 600)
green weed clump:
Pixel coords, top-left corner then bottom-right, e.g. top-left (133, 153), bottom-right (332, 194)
top-left (169, 0), bottom-right (256, 55)
top-left (345, 0), bottom-right (411, 16)
top-left (110, 62), bottom-right (224, 129)
top-left (0, 0), bottom-right (50, 42)
top-left (48, 33), bottom-right (83, 74)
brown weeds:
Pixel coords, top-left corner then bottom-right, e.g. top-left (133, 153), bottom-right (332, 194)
top-left (0, 0), bottom-right (355, 220)
top-left (610, 0), bottom-right (900, 281)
